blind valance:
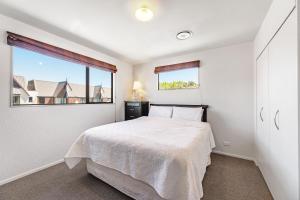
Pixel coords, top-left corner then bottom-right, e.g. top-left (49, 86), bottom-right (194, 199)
top-left (154, 60), bottom-right (200, 74)
top-left (7, 32), bottom-right (117, 73)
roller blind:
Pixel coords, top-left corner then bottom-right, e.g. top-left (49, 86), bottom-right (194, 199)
top-left (7, 32), bottom-right (117, 73)
top-left (154, 60), bottom-right (200, 74)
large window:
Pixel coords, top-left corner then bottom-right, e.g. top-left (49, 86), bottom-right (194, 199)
top-left (158, 68), bottom-right (199, 90)
top-left (12, 47), bottom-right (113, 106)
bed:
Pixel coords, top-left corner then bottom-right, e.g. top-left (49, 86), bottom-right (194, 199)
top-left (65, 104), bottom-right (215, 200)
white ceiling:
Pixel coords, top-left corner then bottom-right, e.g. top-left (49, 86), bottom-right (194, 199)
top-left (0, 0), bottom-right (272, 64)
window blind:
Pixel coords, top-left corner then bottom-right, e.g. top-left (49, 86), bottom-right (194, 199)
top-left (7, 32), bottom-right (117, 73)
top-left (154, 60), bottom-right (200, 74)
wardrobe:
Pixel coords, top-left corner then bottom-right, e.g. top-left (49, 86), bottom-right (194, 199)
top-left (255, 4), bottom-right (298, 200)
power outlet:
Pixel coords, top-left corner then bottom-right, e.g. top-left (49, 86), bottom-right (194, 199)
top-left (223, 141), bottom-right (231, 146)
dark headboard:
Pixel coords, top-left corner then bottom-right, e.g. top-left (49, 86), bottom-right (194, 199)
top-left (150, 104), bottom-right (209, 122)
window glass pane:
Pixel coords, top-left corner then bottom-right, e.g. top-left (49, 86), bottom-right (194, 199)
top-left (158, 68), bottom-right (199, 90)
top-left (12, 47), bottom-right (86, 105)
top-left (89, 67), bottom-right (112, 103)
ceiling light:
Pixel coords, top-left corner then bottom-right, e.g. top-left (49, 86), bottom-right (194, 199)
top-left (176, 31), bottom-right (192, 40)
top-left (135, 7), bottom-right (153, 22)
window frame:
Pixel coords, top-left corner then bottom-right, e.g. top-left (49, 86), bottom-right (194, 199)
top-left (11, 48), bottom-right (114, 106)
top-left (157, 68), bottom-right (199, 90)
top-left (85, 67), bottom-right (113, 105)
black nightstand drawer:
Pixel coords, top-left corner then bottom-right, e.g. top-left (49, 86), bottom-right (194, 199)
top-left (126, 106), bottom-right (141, 116)
top-left (125, 101), bottom-right (149, 121)
top-left (127, 102), bottom-right (140, 107)
top-left (127, 114), bottom-right (139, 120)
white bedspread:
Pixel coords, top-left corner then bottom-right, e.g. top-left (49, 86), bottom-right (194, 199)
top-left (65, 117), bottom-right (215, 200)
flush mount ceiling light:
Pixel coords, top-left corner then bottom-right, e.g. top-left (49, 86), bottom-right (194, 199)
top-left (135, 7), bottom-right (153, 22)
top-left (176, 31), bottom-right (193, 40)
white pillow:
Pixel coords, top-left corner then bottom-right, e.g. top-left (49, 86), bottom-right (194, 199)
top-left (148, 106), bottom-right (173, 118)
top-left (172, 107), bottom-right (203, 121)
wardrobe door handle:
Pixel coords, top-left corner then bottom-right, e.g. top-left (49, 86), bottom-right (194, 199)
top-left (259, 107), bottom-right (264, 122)
top-left (274, 110), bottom-right (279, 130)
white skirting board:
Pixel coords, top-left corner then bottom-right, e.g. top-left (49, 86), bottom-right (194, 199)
top-left (212, 150), bottom-right (254, 162)
top-left (0, 159), bottom-right (64, 186)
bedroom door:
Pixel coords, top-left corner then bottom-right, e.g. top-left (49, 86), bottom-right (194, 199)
top-left (256, 47), bottom-right (270, 183)
top-left (268, 10), bottom-right (298, 200)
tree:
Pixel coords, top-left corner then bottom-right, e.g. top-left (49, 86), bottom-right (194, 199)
top-left (159, 81), bottom-right (198, 89)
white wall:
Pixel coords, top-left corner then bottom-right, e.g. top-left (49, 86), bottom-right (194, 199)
top-left (134, 42), bottom-right (254, 159)
top-left (0, 14), bottom-right (133, 184)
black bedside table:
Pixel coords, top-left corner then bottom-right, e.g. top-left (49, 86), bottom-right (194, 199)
top-left (125, 101), bottom-right (149, 121)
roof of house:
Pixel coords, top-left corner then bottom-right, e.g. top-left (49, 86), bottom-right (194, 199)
top-left (28, 80), bottom-right (59, 97)
top-left (13, 76), bottom-right (111, 99)
top-left (54, 82), bottom-right (86, 98)
top-left (99, 87), bottom-right (111, 99)
top-left (14, 76), bottom-right (28, 89)
top-left (13, 76), bottom-right (29, 96)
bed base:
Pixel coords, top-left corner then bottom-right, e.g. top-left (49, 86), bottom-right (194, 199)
top-left (86, 155), bottom-right (211, 200)
top-left (86, 159), bottom-right (165, 200)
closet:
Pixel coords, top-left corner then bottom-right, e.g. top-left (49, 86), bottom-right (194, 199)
top-left (255, 9), bottom-right (298, 200)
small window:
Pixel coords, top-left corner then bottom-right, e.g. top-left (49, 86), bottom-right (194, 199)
top-left (13, 95), bottom-right (20, 105)
top-left (12, 47), bottom-right (113, 106)
top-left (158, 68), bottom-right (199, 90)
top-left (38, 97), bottom-right (45, 104)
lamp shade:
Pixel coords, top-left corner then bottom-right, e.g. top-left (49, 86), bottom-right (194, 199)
top-left (133, 81), bottom-right (142, 90)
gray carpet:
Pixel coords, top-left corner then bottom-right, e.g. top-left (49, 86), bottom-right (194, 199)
top-left (0, 154), bottom-right (273, 200)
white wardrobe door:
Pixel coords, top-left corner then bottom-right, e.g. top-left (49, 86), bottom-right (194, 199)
top-left (268, 10), bottom-right (298, 200)
top-left (254, 0), bottom-right (296, 57)
top-left (256, 48), bottom-right (270, 182)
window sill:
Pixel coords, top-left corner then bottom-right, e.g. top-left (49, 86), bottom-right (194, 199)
top-left (10, 102), bottom-right (115, 108)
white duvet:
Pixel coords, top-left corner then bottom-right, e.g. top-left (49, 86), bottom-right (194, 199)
top-left (65, 116), bottom-right (215, 200)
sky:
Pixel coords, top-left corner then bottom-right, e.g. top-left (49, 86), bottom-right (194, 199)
top-left (159, 68), bottom-right (199, 83)
top-left (13, 47), bottom-right (112, 87)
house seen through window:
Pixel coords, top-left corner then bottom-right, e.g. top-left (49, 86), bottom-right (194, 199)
top-left (12, 47), bottom-right (113, 105)
top-left (158, 68), bottom-right (199, 90)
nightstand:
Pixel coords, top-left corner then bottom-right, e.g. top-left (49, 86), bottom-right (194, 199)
top-left (125, 101), bottom-right (149, 120)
